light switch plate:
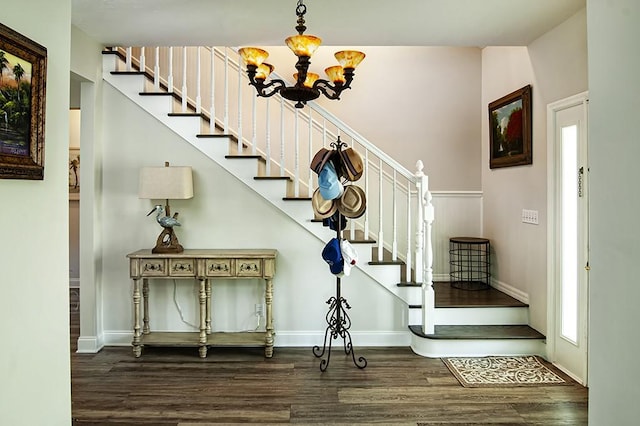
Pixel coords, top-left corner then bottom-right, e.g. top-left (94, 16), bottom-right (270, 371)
top-left (522, 209), bottom-right (539, 225)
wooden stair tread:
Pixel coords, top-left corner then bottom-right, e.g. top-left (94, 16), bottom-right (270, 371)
top-left (409, 324), bottom-right (545, 340)
top-left (168, 112), bottom-right (206, 118)
top-left (254, 176), bottom-right (291, 181)
top-left (139, 92), bottom-right (173, 96)
top-left (196, 133), bottom-right (232, 138)
top-left (283, 197), bottom-right (312, 201)
top-left (433, 281), bottom-right (528, 308)
top-left (396, 281), bottom-right (528, 308)
top-left (225, 155), bottom-right (262, 159)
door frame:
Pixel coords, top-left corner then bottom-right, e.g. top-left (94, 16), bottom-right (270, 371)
top-left (546, 91), bottom-right (589, 385)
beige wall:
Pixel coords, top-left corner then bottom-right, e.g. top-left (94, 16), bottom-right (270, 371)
top-left (69, 25), bottom-right (106, 353)
top-left (263, 46), bottom-right (483, 191)
top-left (481, 9), bottom-right (587, 333)
top-left (0, 1), bottom-right (72, 425)
top-left (98, 82), bottom-right (409, 344)
top-left (587, 0), bottom-right (640, 423)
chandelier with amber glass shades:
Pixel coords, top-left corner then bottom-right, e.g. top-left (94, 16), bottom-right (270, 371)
top-left (238, 0), bottom-right (365, 108)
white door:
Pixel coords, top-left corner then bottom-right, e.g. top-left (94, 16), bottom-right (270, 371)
top-left (547, 93), bottom-right (589, 385)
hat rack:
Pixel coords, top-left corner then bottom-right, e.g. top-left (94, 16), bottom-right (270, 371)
top-left (312, 138), bottom-right (368, 371)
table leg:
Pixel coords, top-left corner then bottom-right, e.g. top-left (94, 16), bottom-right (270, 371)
top-left (205, 279), bottom-right (212, 334)
top-left (198, 278), bottom-right (208, 358)
top-left (132, 278), bottom-right (142, 358)
top-left (265, 277), bottom-right (274, 358)
top-left (142, 278), bottom-right (150, 334)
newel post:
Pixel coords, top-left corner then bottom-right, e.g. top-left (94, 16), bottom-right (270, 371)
top-left (415, 161), bottom-right (435, 335)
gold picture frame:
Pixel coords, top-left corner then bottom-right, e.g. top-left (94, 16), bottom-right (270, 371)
top-left (0, 22), bottom-right (47, 180)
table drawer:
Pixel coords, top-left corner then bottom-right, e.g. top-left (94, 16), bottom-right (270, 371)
top-left (236, 259), bottom-right (262, 277)
top-left (205, 259), bottom-right (233, 277)
top-left (169, 259), bottom-right (195, 276)
top-left (139, 259), bottom-right (167, 276)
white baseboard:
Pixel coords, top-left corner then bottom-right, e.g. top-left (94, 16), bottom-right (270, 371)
top-left (490, 278), bottom-right (529, 304)
top-left (76, 335), bottom-right (104, 353)
top-left (410, 334), bottom-right (545, 358)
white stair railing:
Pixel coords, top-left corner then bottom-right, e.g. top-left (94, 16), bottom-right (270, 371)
top-left (110, 45), bottom-right (434, 325)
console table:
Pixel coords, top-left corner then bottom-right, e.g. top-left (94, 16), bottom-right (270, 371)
top-left (127, 249), bottom-right (277, 358)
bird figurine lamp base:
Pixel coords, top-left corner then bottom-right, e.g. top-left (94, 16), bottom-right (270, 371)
top-left (151, 227), bottom-right (184, 254)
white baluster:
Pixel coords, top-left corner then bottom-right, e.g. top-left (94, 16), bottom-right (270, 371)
top-left (280, 98), bottom-right (285, 177)
top-left (377, 158), bottom-right (384, 262)
top-left (415, 161), bottom-right (425, 284)
top-left (125, 47), bottom-right (132, 71)
top-left (350, 137), bottom-right (356, 241)
top-left (139, 47), bottom-right (145, 73)
top-left (421, 167), bottom-right (435, 335)
top-left (364, 149), bottom-right (370, 239)
top-left (392, 168), bottom-right (398, 261)
top-left (294, 109), bottom-right (300, 197)
top-left (224, 49), bottom-right (229, 134)
top-left (405, 175), bottom-right (412, 282)
top-left (153, 47), bottom-right (160, 91)
top-left (181, 47), bottom-right (187, 112)
top-left (237, 61), bottom-right (243, 154)
top-left (322, 118), bottom-right (327, 147)
top-left (195, 47), bottom-right (201, 114)
top-left (252, 95), bottom-right (257, 155)
top-left (308, 113), bottom-right (313, 196)
top-left (265, 98), bottom-right (271, 175)
top-left (167, 47), bottom-right (174, 93)
top-left (209, 47), bottom-right (216, 133)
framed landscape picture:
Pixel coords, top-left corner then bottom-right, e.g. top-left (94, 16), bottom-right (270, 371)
top-left (489, 84), bottom-right (532, 169)
top-left (0, 22), bottom-right (47, 180)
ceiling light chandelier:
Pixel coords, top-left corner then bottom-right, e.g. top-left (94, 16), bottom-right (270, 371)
top-left (238, 0), bottom-right (365, 108)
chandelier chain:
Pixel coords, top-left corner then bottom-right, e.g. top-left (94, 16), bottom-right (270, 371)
top-left (295, 0), bottom-right (307, 34)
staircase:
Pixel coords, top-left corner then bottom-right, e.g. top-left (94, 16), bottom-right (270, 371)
top-left (102, 46), bottom-right (545, 358)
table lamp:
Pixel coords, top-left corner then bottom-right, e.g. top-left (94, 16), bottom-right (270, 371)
top-left (139, 161), bottom-right (194, 253)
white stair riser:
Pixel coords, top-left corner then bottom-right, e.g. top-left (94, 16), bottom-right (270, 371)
top-left (410, 334), bottom-right (546, 358)
top-left (435, 306), bottom-right (529, 326)
top-left (396, 286), bottom-right (422, 306)
top-left (408, 307), bottom-right (422, 325)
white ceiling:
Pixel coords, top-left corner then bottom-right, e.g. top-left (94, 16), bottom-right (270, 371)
top-left (72, 0), bottom-right (585, 48)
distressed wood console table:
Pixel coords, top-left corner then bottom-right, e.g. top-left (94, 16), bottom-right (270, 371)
top-left (127, 249), bottom-right (277, 358)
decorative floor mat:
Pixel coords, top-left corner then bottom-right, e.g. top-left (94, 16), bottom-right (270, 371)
top-left (442, 356), bottom-right (568, 387)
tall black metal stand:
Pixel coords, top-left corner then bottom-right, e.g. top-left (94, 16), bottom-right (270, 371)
top-left (312, 140), bottom-right (367, 372)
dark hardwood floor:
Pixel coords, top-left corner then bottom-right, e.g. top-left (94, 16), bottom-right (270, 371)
top-left (69, 292), bottom-right (588, 425)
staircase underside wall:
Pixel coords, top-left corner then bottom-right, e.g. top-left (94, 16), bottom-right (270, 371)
top-left (98, 83), bottom-right (411, 347)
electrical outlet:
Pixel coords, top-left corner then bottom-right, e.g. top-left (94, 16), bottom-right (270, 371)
top-left (522, 209), bottom-right (539, 225)
top-left (254, 303), bottom-right (264, 317)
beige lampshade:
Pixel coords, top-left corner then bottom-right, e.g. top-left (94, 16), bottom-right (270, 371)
top-left (238, 47), bottom-right (269, 67)
top-left (139, 164), bottom-right (194, 200)
top-left (325, 66), bottom-right (345, 84)
top-left (293, 72), bottom-right (319, 88)
top-left (334, 50), bottom-right (366, 69)
top-left (255, 63), bottom-right (275, 80)
top-left (285, 34), bottom-right (322, 57)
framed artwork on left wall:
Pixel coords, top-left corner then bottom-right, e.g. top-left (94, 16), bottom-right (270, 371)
top-left (0, 22), bottom-right (47, 180)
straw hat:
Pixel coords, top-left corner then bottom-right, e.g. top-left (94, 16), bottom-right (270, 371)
top-left (311, 187), bottom-right (338, 219)
top-left (338, 147), bottom-right (364, 181)
top-left (310, 147), bottom-right (334, 175)
top-left (338, 185), bottom-right (366, 219)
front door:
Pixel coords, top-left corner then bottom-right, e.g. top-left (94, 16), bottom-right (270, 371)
top-left (547, 93), bottom-right (589, 385)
